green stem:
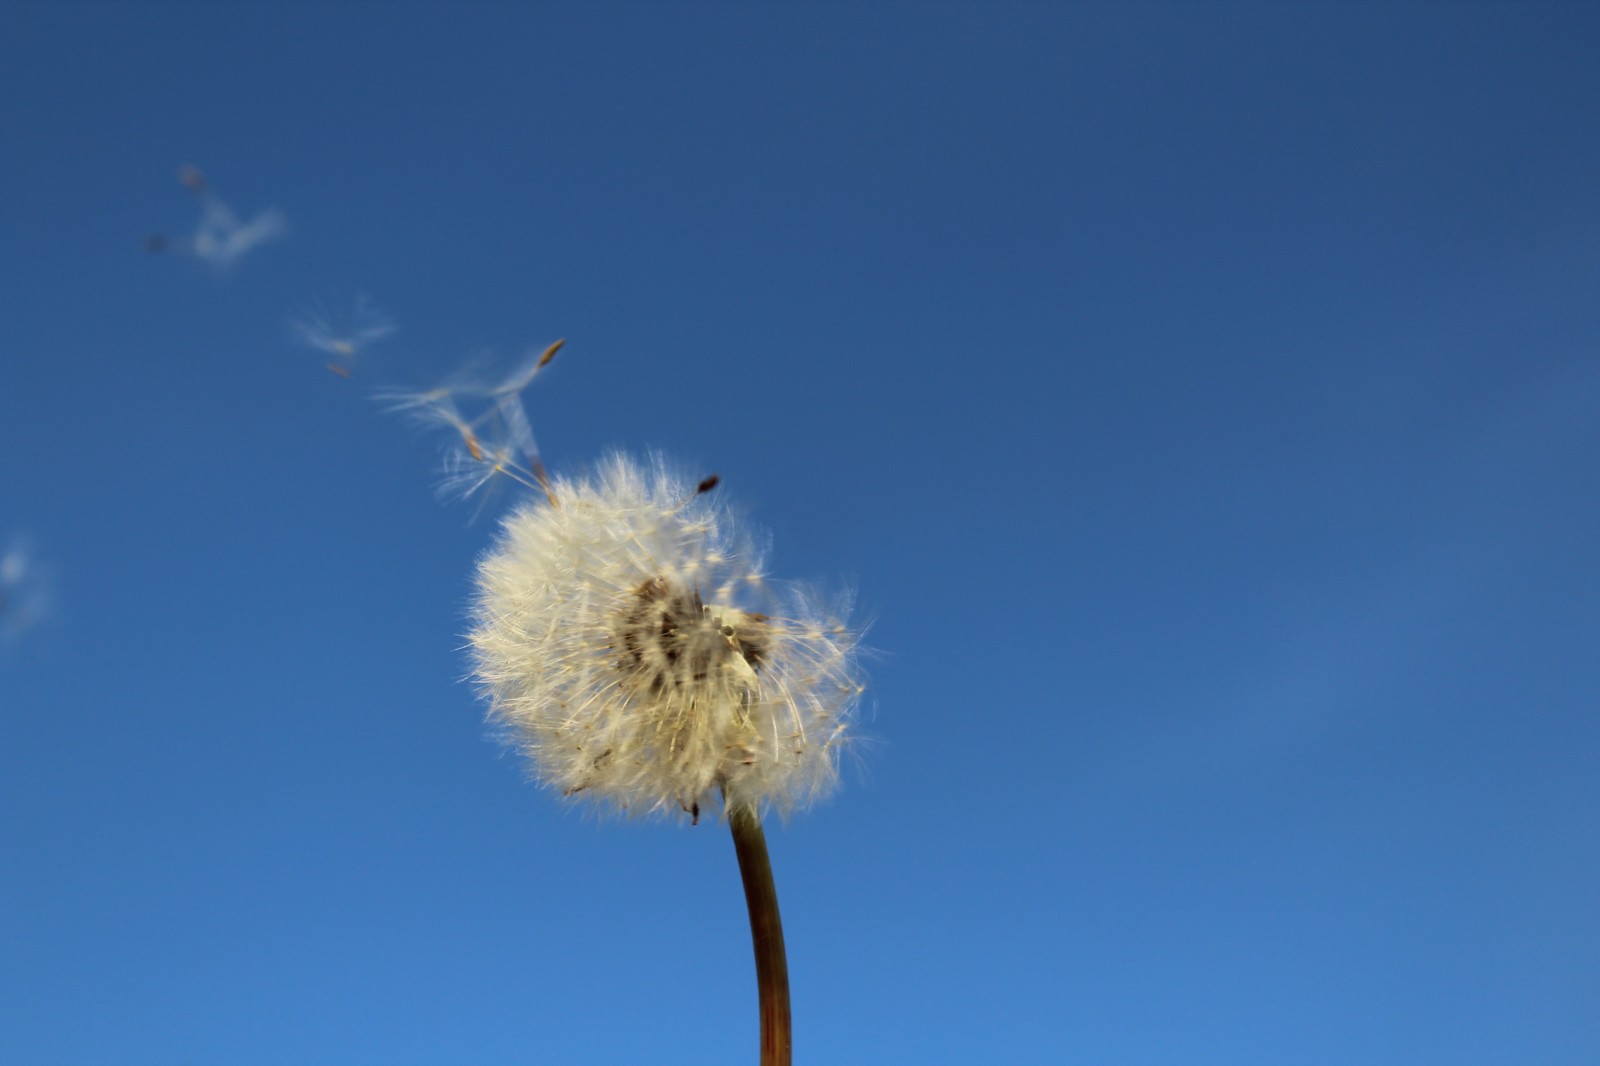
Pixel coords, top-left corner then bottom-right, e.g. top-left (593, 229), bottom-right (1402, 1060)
top-left (729, 804), bottom-right (792, 1066)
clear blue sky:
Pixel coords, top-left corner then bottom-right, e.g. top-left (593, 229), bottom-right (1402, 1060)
top-left (3, 2), bottom-right (1597, 1063)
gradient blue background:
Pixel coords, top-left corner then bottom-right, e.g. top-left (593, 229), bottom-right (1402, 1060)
top-left (3, 2), bottom-right (1597, 1063)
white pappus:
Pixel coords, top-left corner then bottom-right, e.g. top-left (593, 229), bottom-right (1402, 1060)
top-left (469, 452), bottom-right (864, 820)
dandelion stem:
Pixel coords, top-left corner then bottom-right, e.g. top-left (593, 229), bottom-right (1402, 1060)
top-left (729, 804), bottom-right (792, 1066)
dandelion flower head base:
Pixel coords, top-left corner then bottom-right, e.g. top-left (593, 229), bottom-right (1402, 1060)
top-left (471, 453), bottom-right (861, 819)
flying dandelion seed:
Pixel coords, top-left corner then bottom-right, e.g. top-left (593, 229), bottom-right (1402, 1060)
top-left (429, 396), bottom-right (549, 520)
top-left (146, 164), bottom-right (285, 270)
top-left (192, 196), bottom-right (285, 270)
top-left (486, 338), bottom-right (565, 398)
top-left (378, 339), bottom-right (563, 514)
top-left (470, 452), bottom-right (864, 819)
top-left (290, 296), bottom-right (397, 376)
top-left (1, 536), bottom-right (52, 648)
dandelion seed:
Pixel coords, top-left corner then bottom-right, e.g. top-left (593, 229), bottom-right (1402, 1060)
top-left (372, 382), bottom-right (456, 415)
top-left (378, 340), bottom-right (562, 515)
top-left (434, 400), bottom-right (555, 520)
top-left (149, 164), bottom-right (285, 270)
top-left (415, 395), bottom-right (487, 462)
top-left (192, 198), bottom-right (285, 270)
top-left (290, 295), bottom-right (397, 375)
top-left (1, 536), bottom-right (52, 648)
top-left (469, 452), bottom-right (864, 819)
top-left (491, 392), bottom-right (538, 465)
top-left (487, 338), bottom-right (565, 397)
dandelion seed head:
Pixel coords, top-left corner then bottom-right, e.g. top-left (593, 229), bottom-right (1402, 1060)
top-left (470, 453), bottom-right (863, 819)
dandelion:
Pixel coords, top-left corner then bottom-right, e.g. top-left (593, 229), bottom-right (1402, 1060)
top-left (379, 331), bottom-right (866, 1062)
top-left (471, 452), bottom-right (862, 818)
top-left (290, 295), bottom-right (396, 377)
top-left (470, 452), bottom-right (864, 1064)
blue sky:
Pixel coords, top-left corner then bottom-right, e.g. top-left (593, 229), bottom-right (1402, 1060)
top-left (2, 2), bottom-right (1597, 1063)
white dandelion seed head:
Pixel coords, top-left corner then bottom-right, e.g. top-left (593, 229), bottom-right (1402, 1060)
top-left (469, 452), bottom-right (864, 820)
